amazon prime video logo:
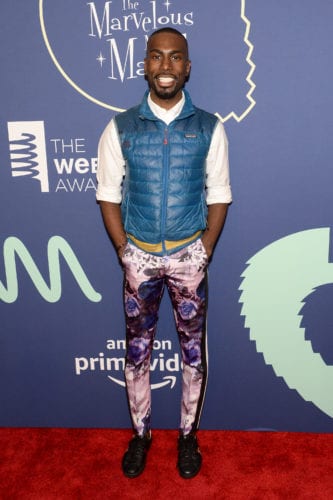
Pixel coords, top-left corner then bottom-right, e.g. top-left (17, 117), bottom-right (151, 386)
top-left (74, 338), bottom-right (180, 390)
top-left (7, 121), bottom-right (49, 192)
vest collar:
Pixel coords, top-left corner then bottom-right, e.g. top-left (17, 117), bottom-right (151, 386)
top-left (139, 89), bottom-right (196, 121)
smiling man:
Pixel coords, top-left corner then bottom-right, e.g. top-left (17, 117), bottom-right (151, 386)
top-left (96, 28), bottom-right (232, 479)
top-left (144, 28), bottom-right (191, 105)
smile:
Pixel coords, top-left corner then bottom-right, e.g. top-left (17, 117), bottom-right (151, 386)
top-left (156, 76), bottom-right (176, 84)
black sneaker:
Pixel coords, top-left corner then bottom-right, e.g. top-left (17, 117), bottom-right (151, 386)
top-left (177, 433), bottom-right (202, 479)
top-left (122, 433), bottom-right (152, 478)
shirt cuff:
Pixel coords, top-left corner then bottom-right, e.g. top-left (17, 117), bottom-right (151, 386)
top-left (206, 185), bottom-right (232, 205)
top-left (96, 185), bottom-right (122, 203)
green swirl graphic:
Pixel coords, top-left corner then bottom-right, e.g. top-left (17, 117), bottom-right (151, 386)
top-left (0, 236), bottom-right (101, 303)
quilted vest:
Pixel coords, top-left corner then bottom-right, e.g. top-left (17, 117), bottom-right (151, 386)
top-left (115, 89), bottom-right (218, 254)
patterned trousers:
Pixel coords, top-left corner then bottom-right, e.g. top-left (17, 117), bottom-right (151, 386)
top-left (121, 238), bottom-right (208, 436)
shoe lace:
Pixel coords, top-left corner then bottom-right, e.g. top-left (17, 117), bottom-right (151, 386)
top-left (128, 436), bottom-right (148, 459)
top-left (179, 435), bottom-right (198, 458)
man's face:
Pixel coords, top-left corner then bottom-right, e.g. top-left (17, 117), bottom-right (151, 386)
top-left (144, 32), bottom-right (191, 108)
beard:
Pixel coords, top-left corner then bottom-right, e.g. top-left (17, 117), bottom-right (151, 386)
top-left (153, 86), bottom-right (181, 100)
top-left (147, 74), bottom-right (185, 101)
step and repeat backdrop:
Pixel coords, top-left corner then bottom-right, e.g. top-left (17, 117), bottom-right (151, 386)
top-left (1, 0), bottom-right (333, 432)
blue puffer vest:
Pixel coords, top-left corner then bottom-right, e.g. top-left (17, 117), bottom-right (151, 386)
top-left (115, 89), bottom-right (218, 254)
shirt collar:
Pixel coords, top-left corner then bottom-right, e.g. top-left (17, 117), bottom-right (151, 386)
top-left (147, 91), bottom-right (185, 125)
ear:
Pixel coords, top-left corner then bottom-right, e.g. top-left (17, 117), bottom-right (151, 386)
top-left (185, 60), bottom-right (191, 77)
top-left (185, 60), bottom-right (191, 80)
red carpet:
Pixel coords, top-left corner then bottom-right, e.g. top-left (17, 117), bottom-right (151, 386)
top-left (1, 428), bottom-right (332, 499)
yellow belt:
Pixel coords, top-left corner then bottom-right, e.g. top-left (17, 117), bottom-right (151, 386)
top-left (128, 230), bottom-right (202, 253)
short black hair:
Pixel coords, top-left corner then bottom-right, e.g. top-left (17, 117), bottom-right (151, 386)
top-left (146, 27), bottom-right (189, 57)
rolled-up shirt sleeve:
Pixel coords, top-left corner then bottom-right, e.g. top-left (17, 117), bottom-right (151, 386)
top-left (206, 120), bottom-right (232, 205)
top-left (96, 118), bottom-right (125, 203)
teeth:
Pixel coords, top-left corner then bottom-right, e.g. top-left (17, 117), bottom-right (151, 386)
top-left (158, 77), bottom-right (174, 83)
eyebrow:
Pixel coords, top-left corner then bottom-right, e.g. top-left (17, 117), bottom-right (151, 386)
top-left (148, 49), bottom-right (185, 55)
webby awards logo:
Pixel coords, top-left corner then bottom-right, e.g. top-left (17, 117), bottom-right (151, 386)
top-left (7, 121), bottom-right (97, 194)
top-left (8, 121), bottom-right (49, 193)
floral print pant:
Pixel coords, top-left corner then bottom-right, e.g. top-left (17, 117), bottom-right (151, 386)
top-left (121, 238), bottom-right (208, 436)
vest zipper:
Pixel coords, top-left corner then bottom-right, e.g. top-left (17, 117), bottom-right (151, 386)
top-left (161, 127), bottom-right (169, 254)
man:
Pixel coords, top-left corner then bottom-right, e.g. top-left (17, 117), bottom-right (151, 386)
top-left (96, 27), bottom-right (232, 479)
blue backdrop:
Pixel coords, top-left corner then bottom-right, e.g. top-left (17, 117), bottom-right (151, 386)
top-left (1, 0), bottom-right (333, 432)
